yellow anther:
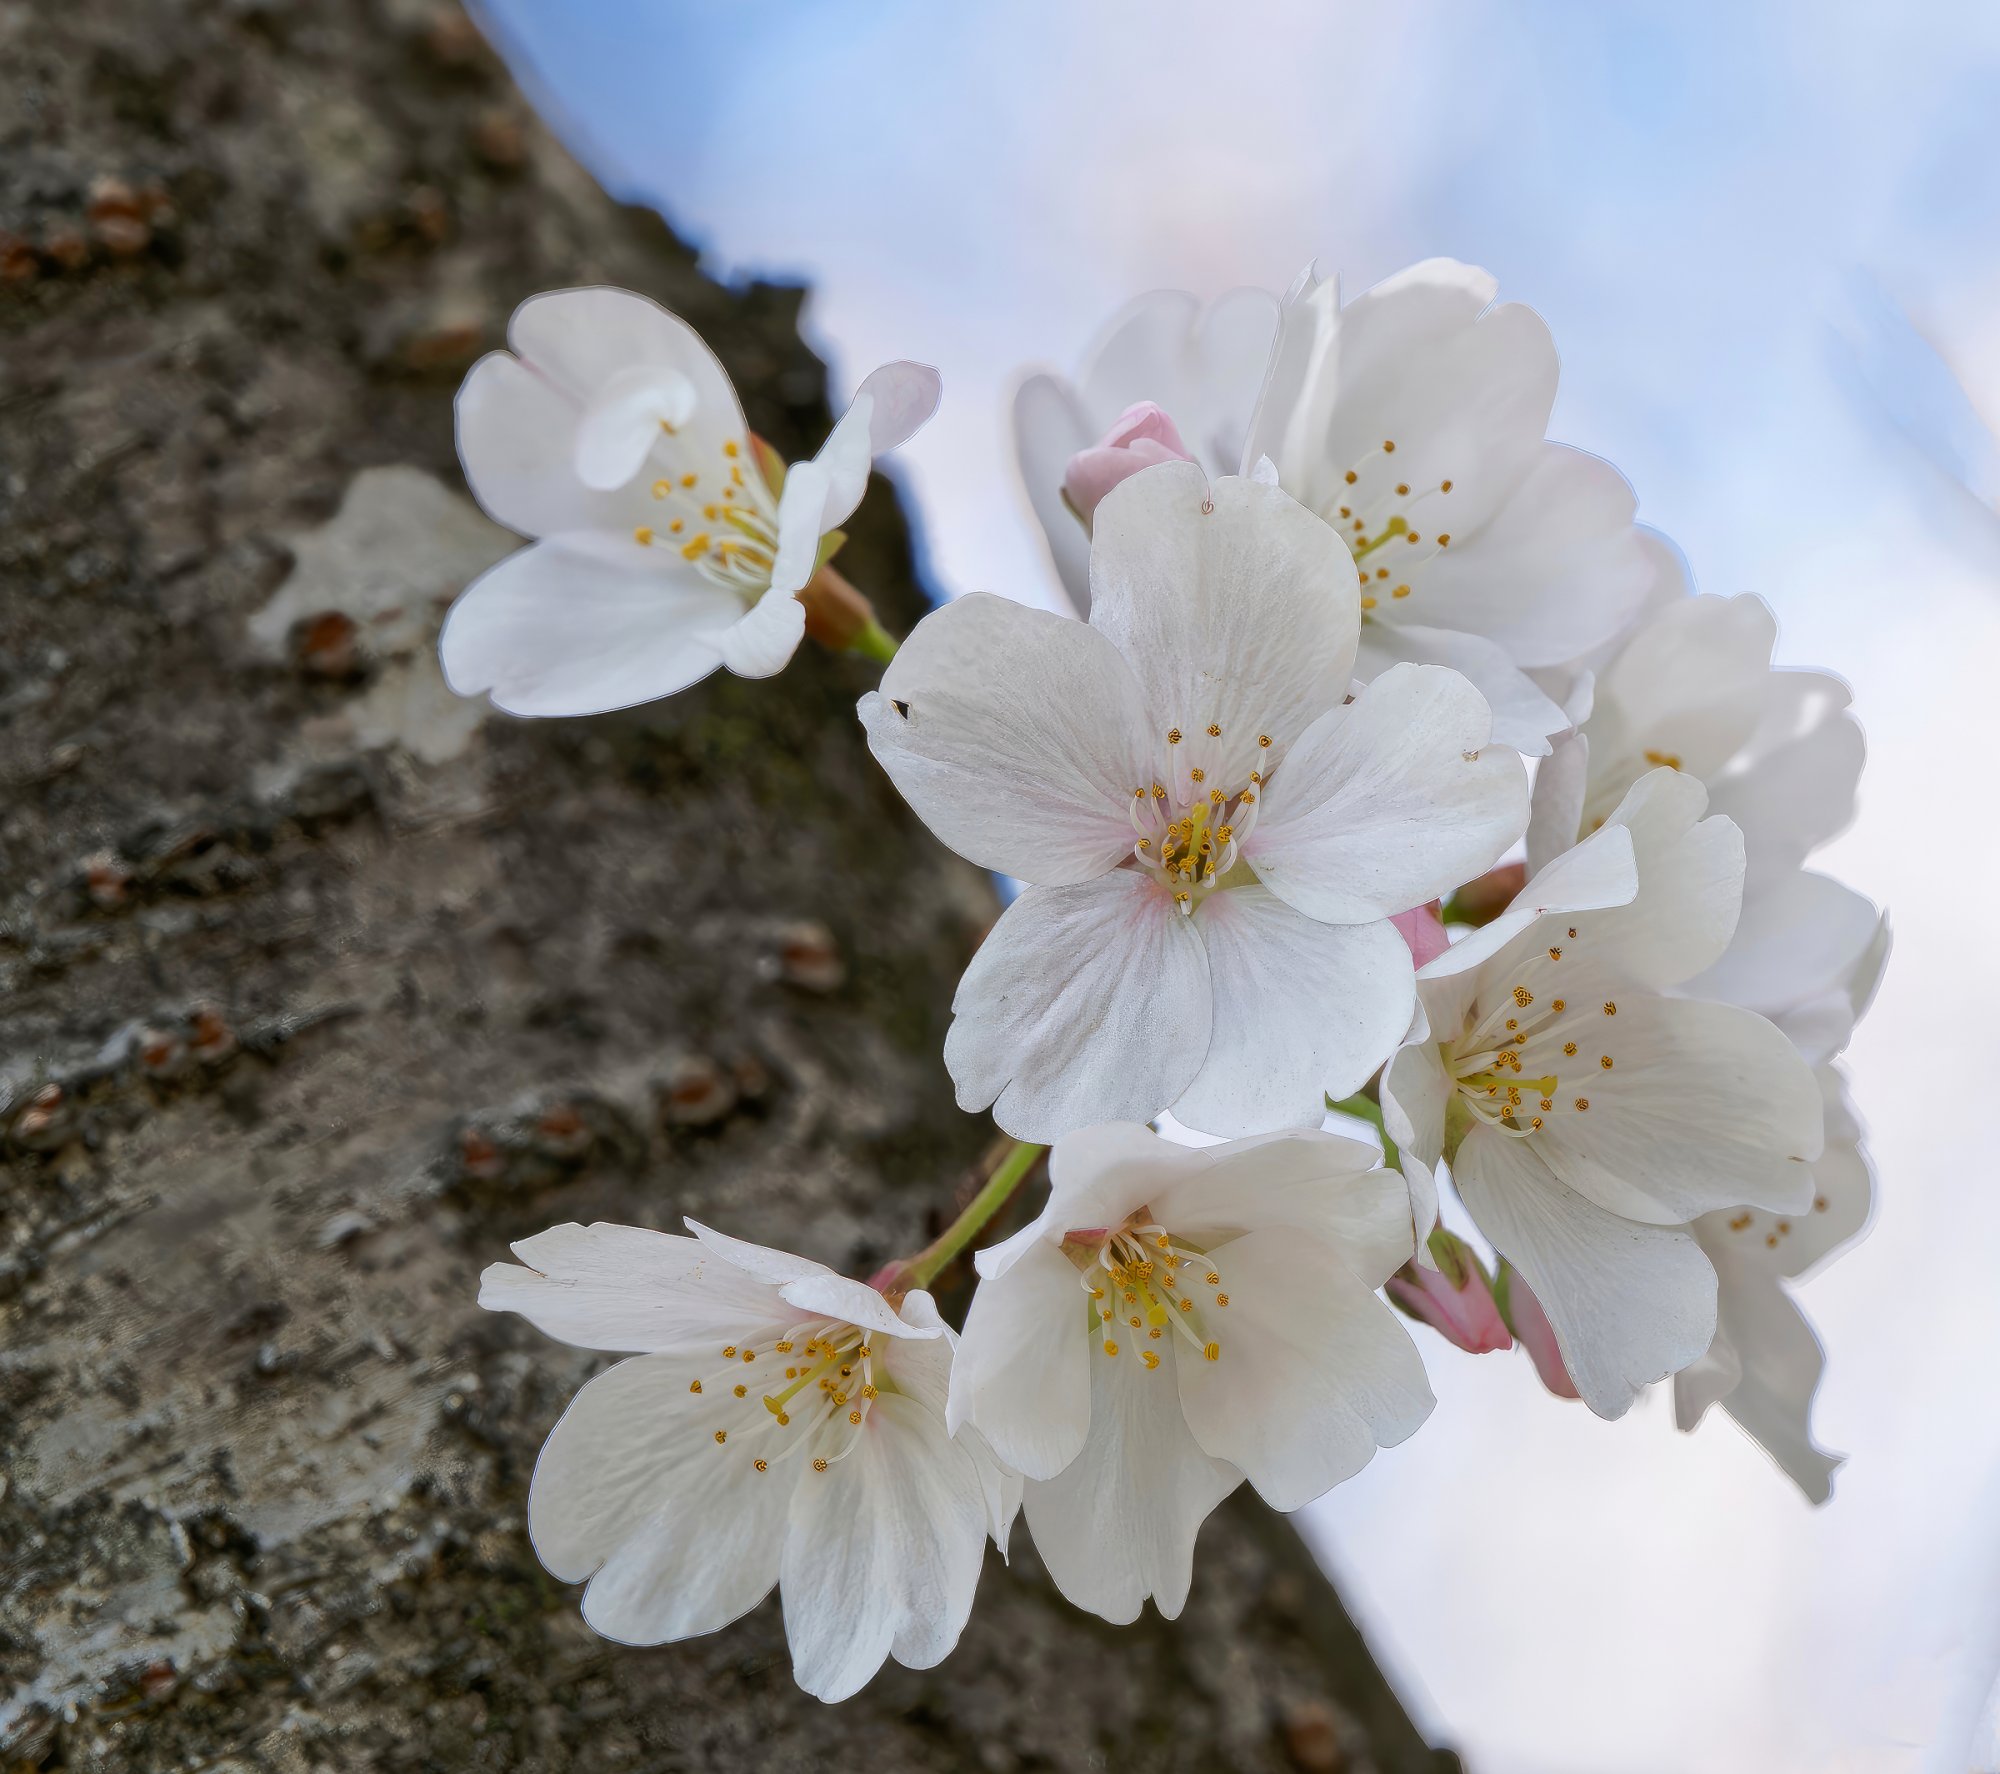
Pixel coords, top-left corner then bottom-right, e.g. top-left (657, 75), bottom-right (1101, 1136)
top-left (1574, 1097), bottom-right (1590, 1112)
top-left (1203, 1342), bottom-right (1220, 1362)
top-left (1205, 1270), bottom-right (1221, 1286)
top-left (849, 1409), bottom-right (862, 1424)
top-left (689, 1379), bottom-right (703, 1394)
top-left (733, 1384), bottom-right (746, 1397)
top-left (713, 1430), bottom-right (727, 1444)
top-left (1383, 439), bottom-right (1396, 452)
top-left (1600, 1055), bottom-right (1614, 1070)
top-left (1603, 1001), bottom-right (1618, 1016)
top-left (681, 532), bottom-right (712, 559)
top-left (862, 1384), bottom-right (876, 1399)
top-left (1548, 946), bottom-right (1562, 960)
top-left (1215, 1293), bottom-right (1229, 1307)
top-left (1103, 1340), bottom-right (1120, 1357)
top-left (652, 478), bottom-right (672, 498)
top-left (813, 1458), bottom-right (829, 1473)
top-left (724, 440), bottom-right (740, 457)
top-left (1514, 987), bottom-right (1534, 1007)
top-left (1142, 1351), bottom-right (1160, 1370)
top-left (1396, 482), bottom-right (1410, 496)
top-left (1393, 584), bottom-right (1411, 598)
top-left (1189, 767), bottom-right (1205, 783)
top-left (1167, 728), bottom-right (1183, 744)
top-left (1551, 998), bottom-right (1566, 1013)
top-left (668, 517), bottom-right (684, 533)
top-left (680, 472), bottom-right (698, 488)
top-left (704, 504), bottom-right (720, 520)
top-left (776, 1340), bottom-right (793, 1353)
top-left (721, 1346), bottom-right (737, 1358)
top-left (1206, 723), bottom-right (1221, 737)
top-left (1345, 470), bottom-right (1358, 484)
top-left (1441, 479), bottom-right (1453, 492)
top-left (1362, 595), bottom-right (1378, 611)
top-left (754, 1459), bottom-right (768, 1471)
top-left (1437, 533), bottom-right (1451, 546)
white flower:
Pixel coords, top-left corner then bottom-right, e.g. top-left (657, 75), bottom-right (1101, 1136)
top-left (1676, 1064), bottom-right (1874, 1501)
top-left (947, 1122), bottom-right (1431, 1623)
top-left (1382, 767), bottom-right (1824, 1418)
top-left (442, 287), bottom-right (939, 716)
top-left (479, 1219), bottom-right (1016, 1703)
top-left (1013, 287), bottom-right (1280, 613)
top-left (1240, 260), bottom-right (1668, 756)
top-left (860, 462), bottom-right (1527, 1143)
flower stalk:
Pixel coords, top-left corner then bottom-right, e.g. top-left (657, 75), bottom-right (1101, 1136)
top-left (890, 1136), bottom-right (1047, 1295)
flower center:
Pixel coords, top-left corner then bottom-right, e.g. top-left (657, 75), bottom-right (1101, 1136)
top-left (1128, 725), bottom-right (1272, 914)
top-left (687, 1319), bottom-right (884, 1475)
top-left (1063, 1219), bottom-right (1230, 1369)
top-left (630, 431), bottom-right (783, 602)
top-left (1443, 927), bottom-right (1618, 1141)
top-left (1319, 438), bottom-right (1456, 621)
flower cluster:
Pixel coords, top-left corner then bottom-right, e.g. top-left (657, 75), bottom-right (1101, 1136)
top-left (449, 261), bottom-right (1882, 1697)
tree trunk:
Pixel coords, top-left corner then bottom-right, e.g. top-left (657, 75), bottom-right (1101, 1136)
top-left (0, 2), bottom-right (1458, 1769)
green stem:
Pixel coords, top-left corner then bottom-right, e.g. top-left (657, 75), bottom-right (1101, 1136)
top-left (1326, 1092), bottom-right (1399, 1170)
top-left (899, 1138), bottom-right (1045, 1292)
top-left (849, 619), bottom-right (899, 665)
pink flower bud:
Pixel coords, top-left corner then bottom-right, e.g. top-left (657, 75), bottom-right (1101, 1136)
top-left (1061, 402), bottom-right (1195, 525)
top-left (1386, 1228), bottom-right (1512, 1355)
top-left (1391, 904), bottom-right (1451, 969)
top-left (1495, 1261), bottom-right (1581, 1399)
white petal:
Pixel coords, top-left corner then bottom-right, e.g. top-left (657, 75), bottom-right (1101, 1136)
top-left (1396, 443), bottom-right (1655, 667)
top-left (1381, 1038), bottom-right (1454, 1169)
top-left (780, 1394), bottom-right (987, 1701)
top-left (1176, 1228), bottom-right (1433, 1510)
top-left (1034, 1121), bottom-right (1197, 1249)
top-left (1589, 594), bottom-right (1777, 788)
top-left (1145, 1128), bottom-right (1416, 1286)
top-left (456, 351), bottom-right (651, 539)
top-left (1173, 887), bottom-right (1412, 1135)
top-left (847, 360), bottom-right (942, 458)
top-left (481, 1222), bottom-right (787, 1353)
top-left (768, 456), bottom-right (836, 600)
top-left (573, 363), bottom-right (699, 490)
top-left (1675, 1260), bottom-right (1840, 1504)
top-left (859, 592), bottom-right (1156, 884)
top-left (719, 583), bottom-right (808, 678)
top-left (528, 1356), bottom-right (788, 1634)
top-left (948, 1242), bottom-right (1093, 1481)
top-left (1582, 765), bottom-right (1745, 989)
top-left (1313, 278), bottom-right (1554, 535)
top-left (1418, 819), bottom-right (1638, 983)
top-left (1705, 684), bottom-right (1863, 873)
top-left (1354, 624), bottom-right (1568, 757)
top-left (883, 1296), bottom-right (1025, 1552)
top-left (1454, 1131), bottom-right (1717, 1420)
top-left (439, 537), bottom-right (741, 716)
top-left (1012, 372), bottom-right (1094, 614)
top-left (1021, 1342), bottom-right (1240, 1623)
top-left (1525, 994), bottom-right (1823, 1222)
top-left (508, 287), bottom-right (747, 445)
top-left (944, 872), bottom-right (1210, 1142)
top-left (1688, 870), bottom-right (1883, 1025)
top-left (1246, 663), bottom-right (1527, 924)
top-left (683, 1220), bottom-right (924, 1341)
top-left (1086, 465), bottom-right (1359, 787)
top-left (1525, 729), bottom-right (1590, 875)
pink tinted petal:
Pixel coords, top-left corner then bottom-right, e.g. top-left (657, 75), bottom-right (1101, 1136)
top-left (1391, 904), bottom-right (1451, 968)
top-left (1386, 1230), bottom-right (1512, 1354)
top-left (1061, 402), bottom-right (1197, 522)
top-left (1496, 1261), bottom-right (1581, 1399)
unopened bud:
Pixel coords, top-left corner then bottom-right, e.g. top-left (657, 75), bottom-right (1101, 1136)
top-left (1386, 1227), bottom-right (1512, 1354)
top-left (1061, 402), bottom-right (1195, 528)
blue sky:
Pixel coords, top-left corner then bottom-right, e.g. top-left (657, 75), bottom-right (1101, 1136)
top-left (478, 3), bottom-right (2000, 1766)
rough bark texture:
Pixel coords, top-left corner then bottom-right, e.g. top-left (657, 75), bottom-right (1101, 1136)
top-left (0, 2), bottom-right (1460, 1769)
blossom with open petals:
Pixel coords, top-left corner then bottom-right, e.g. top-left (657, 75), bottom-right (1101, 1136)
top-left (1238, 260), bottom-right (1665, 755)
top-left (443, 287), bottom-right (939, 716)
top-left (861, 462), bottom-right (1526, 1142)
top-left (1382, 767), bottom-right (1823, 1418)
top-left (948, 1123), bottom-right (1431, 1623)
top-left (480, 1219), bottom-right (1014, 1703)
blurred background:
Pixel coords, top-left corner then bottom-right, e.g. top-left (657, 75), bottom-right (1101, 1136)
top-left (470, 3), bottom-right (2000, 1768)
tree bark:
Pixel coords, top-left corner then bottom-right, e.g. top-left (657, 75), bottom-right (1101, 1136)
top-left (0, 2), bottom-right (1458, 1769)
